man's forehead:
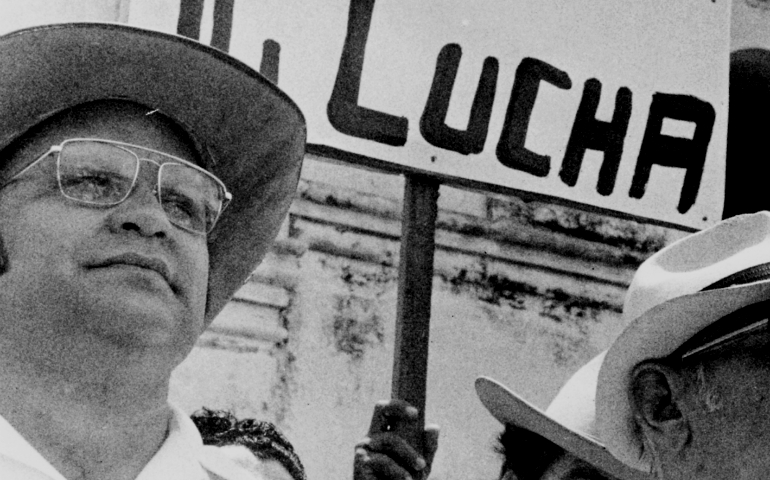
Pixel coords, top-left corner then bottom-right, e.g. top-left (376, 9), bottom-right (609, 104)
top-left (1, 100), bottom-right (205, 178)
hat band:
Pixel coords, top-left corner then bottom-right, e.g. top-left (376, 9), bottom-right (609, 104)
top-left (670, 298), bottom-right (770, 362)
top-left (702, 262), bottom-right (770, 291)
top-left (668, 263), bottom-right (770, 363)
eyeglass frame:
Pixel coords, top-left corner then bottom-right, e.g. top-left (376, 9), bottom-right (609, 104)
top-left (2, 137), bottom-right (233, 235)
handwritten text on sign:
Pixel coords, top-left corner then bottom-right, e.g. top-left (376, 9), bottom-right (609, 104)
top-left (128, 0), bottom-right (730, 229)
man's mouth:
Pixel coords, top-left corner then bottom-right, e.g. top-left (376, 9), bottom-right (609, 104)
top-left (89, 253), bottom-right (175, 291)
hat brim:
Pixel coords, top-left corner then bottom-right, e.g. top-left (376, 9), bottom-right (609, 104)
top-left (596, 280), bottom-right (770, 471)
top-left (0, 23), bottom-right (307, 322)
top-left (475, 377), bottom-right (649, 480)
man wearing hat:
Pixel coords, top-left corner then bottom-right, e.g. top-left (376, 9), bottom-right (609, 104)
top-left (596, 211), bottom-right (770, 480)
top-left (0, 22), bottom-right (305, 480)
top-left (354, 353), bottom-right (647, 480)
top-left (476, 352), bottom-right (648, 480)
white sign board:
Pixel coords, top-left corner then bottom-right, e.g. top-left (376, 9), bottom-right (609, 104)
top-left (1, 0), bottom-right (731, 229)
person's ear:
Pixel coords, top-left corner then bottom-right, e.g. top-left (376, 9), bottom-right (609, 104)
top-left (629, 361), bottom-right (691, 457)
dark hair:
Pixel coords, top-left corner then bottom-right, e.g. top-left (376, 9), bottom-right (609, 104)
top-left (495, 424), bottom-right (620, 480)
top-left (495, 424), bottom-right (565, 480)
top-left (191, 408), bottom-right (306, 480)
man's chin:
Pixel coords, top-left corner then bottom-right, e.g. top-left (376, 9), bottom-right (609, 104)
top-left (76, 296), bottom-right (203, 352)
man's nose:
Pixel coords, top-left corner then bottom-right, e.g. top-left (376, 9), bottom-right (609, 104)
top-left (105, 165), bottom-right (171, 238)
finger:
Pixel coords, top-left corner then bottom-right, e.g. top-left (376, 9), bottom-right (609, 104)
top-left (422, 424), bottom-right (440, 467)
top-left (355, 449), bottom-right (415, 480)
top-left (367, 433), bottom-right (426, 472)
top-left (368, 399), bottom-right (419, 435)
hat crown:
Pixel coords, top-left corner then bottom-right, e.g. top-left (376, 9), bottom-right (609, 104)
top-left (624, 211), bottom-right (770, 324)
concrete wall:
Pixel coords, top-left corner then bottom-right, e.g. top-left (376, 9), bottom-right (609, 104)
top-left (169, 154), bottom-right (684, 480)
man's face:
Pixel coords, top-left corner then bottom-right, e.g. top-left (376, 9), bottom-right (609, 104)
top-left (0, 102), bottom-right (209, 365)
top-left (676, 335), bottom-right (770, 480)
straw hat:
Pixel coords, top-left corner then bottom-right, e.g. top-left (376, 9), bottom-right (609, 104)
top-left (476, 351), bottom-right (649, 480)
top-left (596, 211), bottom-right (770, 471)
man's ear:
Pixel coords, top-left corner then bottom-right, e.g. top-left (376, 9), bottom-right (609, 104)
top-left (629, 361), bottom-right (691, 457)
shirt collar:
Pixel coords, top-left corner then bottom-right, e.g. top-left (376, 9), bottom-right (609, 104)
top-left (0, 404), bottom-right (259, 480)
top-left (135, 404), bottom-right (209, 480)
top-left (0, 413), bottom-right (66, 480)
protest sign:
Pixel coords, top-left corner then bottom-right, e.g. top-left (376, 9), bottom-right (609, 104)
top-left (126, 0), bottom-right (730, 230)
top-left (0, 0), bottom-right (730, 229)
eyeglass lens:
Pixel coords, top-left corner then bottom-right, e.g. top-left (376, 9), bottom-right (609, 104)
top-left (57, 140), bottom-right (225, 233)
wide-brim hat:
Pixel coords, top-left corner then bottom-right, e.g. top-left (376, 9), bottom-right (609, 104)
top-left (0, 22), bottom-right (307, 323)
top-left (597, 211), bottom-right (770, 472)
top-left (476, 352), bottom-right (649, 480)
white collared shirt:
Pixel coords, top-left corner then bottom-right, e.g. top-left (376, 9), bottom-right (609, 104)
top-left (0, 404), bottom-right (263, 480)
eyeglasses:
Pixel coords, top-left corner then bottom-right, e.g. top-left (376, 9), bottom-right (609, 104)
top-left (671, 299), bottom-right (770, 364)
top-left (4, 138), bottom-right (232, 235)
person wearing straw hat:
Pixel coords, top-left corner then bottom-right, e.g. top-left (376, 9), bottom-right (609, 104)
top-left (0, 22), bottom-right (305, 480)
top-left (354, 353), bottom-right (647, 480)
top-left (595, 211), bottom-right (770, 480)
top-left (476, 352), bottom-right (648, 480)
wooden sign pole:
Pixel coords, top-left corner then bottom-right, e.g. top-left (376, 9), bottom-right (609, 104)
top-left (391, 173), bottom-right (440, 454)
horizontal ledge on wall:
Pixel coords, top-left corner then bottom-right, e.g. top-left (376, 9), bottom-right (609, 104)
top-left (290, 200), bottom-right (636, 288)
top-left (232, 281), bottom-right (291, 309)
top-left (196, 330), bottom-right (271, 353)
top-left (206, 325), bottom-right (288, 344)
top-left (293, 185), bottom-right (655, 269)
top-left (433, 248), bottom-right (626, 312)
top-left (249, 255), bottom-right (303, 292)
top-left (271, 237), bottom-right (309, 257)
top-left (298, 178), bottom-right (402, 222)
top-left (209, 301), bottom-right (289, 344)
top-left (297, 176), bottom-right (672, 256)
